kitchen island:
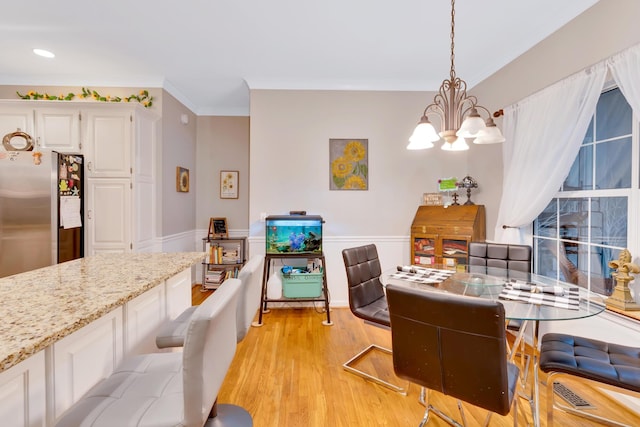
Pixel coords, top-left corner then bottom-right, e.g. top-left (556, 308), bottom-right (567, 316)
top-left (0, 252), bottom-right (203, 427)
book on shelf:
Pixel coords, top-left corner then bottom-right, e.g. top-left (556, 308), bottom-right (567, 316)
top-left (205, 242), bottom-right (241, 264)
top-left (205, 269), bottom-right (225, 284)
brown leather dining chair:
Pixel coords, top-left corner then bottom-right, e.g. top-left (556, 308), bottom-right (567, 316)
top-left (342, 244), bottom-right (406, 394)
top-left (467, 242), bottom-right (532, 275)
top-left (468, 242), bottom-right (532, 363)
top-left (386, 283), bottom-right (520, 427)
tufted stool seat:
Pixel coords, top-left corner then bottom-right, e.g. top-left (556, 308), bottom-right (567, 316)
top-left (539, 332), bottom-right (640, 426)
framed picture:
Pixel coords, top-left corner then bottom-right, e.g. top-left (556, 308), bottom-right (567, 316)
top-left (220, 170), bottom-right (239, 199)
top-left (208, 217), bottom-right (228, 239)
top-left (176, 167), bottom-right (189, 192)
top-left (329, 138), bottom-right (368, 190)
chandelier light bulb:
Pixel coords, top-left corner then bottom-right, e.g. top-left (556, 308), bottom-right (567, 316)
top-left (441, 136), bottom-right (469, 151)
top-left (474, 118), bottom-right (506, 144)
top-left (457, 108), bottom-right (486, 138)
top-left (407, 0), bottom-right (502, 152)
top-left (407, 116), bottom-right (440, 150)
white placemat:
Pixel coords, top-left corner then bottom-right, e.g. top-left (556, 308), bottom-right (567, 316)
top-left (499, 279), bottom-right (580, 310)
top-left (389, 266), bottom-right (456, 284)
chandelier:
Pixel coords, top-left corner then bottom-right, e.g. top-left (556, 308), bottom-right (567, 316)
top-left (407, 0), bottom-right (504, 151)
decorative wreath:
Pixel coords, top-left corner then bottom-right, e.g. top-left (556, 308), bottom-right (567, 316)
top-left (2, 130), bottom-right (34, 151)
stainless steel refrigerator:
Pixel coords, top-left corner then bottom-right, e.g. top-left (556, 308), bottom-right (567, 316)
top-left (0, 150), bottom-right (84, 278)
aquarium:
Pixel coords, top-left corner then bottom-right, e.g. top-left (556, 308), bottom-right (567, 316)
top-left (265, 215), bottom-right (323, 254)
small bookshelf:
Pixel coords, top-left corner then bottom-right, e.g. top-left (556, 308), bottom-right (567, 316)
top-left (201, 236), bottom-right (246, 290)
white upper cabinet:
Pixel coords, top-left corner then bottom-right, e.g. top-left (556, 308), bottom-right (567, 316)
top-left (0, 102), bottom-right (80, 153)
top-left (35, 107), bottom-right (81, 153)
top-left (84, 109), bottom-right (132, 178)
top-left (0, 105), bottom-right (35, 149)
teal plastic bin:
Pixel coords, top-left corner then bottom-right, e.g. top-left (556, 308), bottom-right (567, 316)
top-left (281, 268), bottom-right (323, 298)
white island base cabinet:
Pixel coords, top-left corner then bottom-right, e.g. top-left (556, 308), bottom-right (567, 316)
top-left (0, 351), bottom-right (46, 427)
top-left (52, 307), bottom-right (123, 424)
top-left (124, 284), bottom-right (165, 356)
top-left (0, 308), bottom-right (125, 427)
top-left (0, 266), bottom-right (193, 427)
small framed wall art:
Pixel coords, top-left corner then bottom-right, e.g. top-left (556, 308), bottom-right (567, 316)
top-left (176, 167), bottom-right (189, 192)
top-left (329, 138), bottom-right (368, 190)
top-left (220, 170), bottom-right (239, 199)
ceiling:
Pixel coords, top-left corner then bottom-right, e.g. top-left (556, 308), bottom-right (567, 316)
top-left (0, 1), bottom-right (599, 116)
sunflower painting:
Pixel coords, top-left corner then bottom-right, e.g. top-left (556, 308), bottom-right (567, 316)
top-left (329, 138), bottom-right (368, 190)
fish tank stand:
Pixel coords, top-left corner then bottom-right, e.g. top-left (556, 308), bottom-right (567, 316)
top-left (252, 252), bottom-right (333, 326)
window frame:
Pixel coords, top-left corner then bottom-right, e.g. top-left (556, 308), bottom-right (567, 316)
top-left (531, 83), bottom-right (640, 296)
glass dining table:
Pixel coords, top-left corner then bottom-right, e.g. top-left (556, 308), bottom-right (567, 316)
top-left (381, 265), bottom-right (606, 427)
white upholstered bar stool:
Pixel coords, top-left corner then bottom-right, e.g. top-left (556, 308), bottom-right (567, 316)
top-left (155, 254), bottom-right (264, 426)
top-left (54, 278), bottom-right (242, 427)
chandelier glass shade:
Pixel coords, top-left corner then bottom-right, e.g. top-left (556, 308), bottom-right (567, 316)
top-left (408, 0), bottom-right (504, 151)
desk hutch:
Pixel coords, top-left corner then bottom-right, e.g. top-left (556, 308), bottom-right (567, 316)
top-left (410, 205), bottom-right (486, 267)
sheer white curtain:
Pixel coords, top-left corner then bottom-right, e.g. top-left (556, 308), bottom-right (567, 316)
top-left (494, 63), bottom-right (607, 243)
top-left (609, 44), bottom-right (640, 115)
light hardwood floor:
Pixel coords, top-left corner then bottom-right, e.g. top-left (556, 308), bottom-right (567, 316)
top-left (194, 286), bottom-right (640, 427)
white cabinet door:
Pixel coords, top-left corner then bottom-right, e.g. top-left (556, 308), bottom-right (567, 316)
top-left (84, 110), bottom-right (131, 178)
top-left (34, 107), bottom-right (81, 152)
top-left (124, 284), bottom-right (165, 356)
top-left (0, 106), bottom-right (35, 149)
top-left (165, 268), bottom-right (191, 320)
top-left (86, 178), bottom-right (131, 254)
top-left (52, 307), bottom-right (123, 422)
top-left (132, 112), bottom-right (156, 251)
top-left (0, 351), bottom-right (46, 427)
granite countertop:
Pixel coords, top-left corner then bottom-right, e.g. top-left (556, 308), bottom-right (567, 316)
top-left (0, 252), bottom-right (203, 373)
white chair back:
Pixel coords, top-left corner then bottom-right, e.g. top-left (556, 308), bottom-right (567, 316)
top-left (236, 255), bottom-right (264, 341)
top-left (182, 278), bottom-right (241, 426)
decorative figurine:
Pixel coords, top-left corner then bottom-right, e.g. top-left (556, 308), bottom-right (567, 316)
top-left (607, 249), bottom-right (640, 311)
top-left (32, 151), bottom-right (42, 165)
top-left (458, 175), bottom-right (478, 205)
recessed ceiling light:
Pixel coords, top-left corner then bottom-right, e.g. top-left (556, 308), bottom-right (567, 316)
top-left (33, 48), bottom-right (55, 58)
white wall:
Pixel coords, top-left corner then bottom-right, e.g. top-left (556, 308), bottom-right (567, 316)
top-left (195, 116), bottom-right (250, 239)
top-left (249, 89), bottom-right (484, 305)
top-left (247, 0), bottom-right (640, 315)
top-left (160, 90), bottom-right (198, 251)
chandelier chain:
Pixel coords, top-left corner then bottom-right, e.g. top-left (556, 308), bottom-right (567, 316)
top-left (407, 0), bottom-right (504, 149)
top-left (450, 0), bottom-right (456, 80)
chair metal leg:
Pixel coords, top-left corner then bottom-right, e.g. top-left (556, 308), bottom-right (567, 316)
top-left (457, 400), bottom-right (468, 426)
top-left (416, 388), bottom-right (463, 427)
top-left (417, 387), bottom-right (519, 427)
top-left (343, 343), bottom-right (407, 395)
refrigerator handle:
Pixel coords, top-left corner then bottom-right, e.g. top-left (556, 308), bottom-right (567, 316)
top-left (87, 210), bottom-right (92, 220)
top-left (87, 161), bottom-right (92, 171)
